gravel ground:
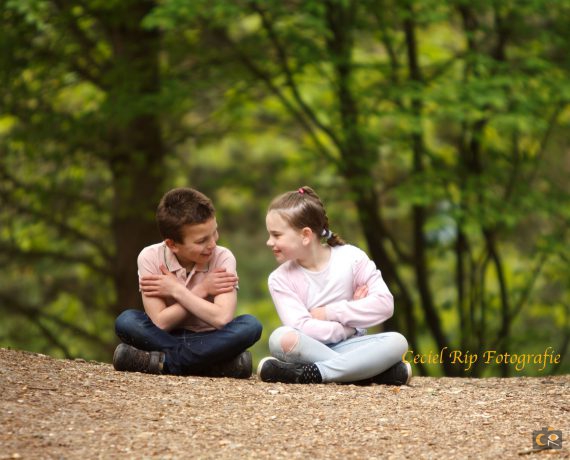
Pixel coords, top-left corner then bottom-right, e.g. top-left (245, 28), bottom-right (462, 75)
top-left (0, 348), bottom-right (568, 459)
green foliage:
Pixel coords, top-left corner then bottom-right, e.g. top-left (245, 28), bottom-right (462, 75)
top-left (1, 0), bottom-right (568, 377)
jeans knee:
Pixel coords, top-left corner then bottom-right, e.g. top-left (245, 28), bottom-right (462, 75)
top-left (230, 315), bottom-right (263, 349)
top-left (239, 314), bottom-right (263, 341)
top-left (115, 309), bottom-right (140, 336)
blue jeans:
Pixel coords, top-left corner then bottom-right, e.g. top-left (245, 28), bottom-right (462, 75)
top-left (115, 309), bottom-right (262, 375)
top-left (268, 326), bottom-right (408, 383)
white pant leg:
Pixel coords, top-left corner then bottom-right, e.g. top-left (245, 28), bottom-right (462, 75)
top-left (319, 332), bottom-right (408, 382)
top-left (268, 326), bottom-right (338, 364)
top-left (269, 327), bottom-right (408, 383)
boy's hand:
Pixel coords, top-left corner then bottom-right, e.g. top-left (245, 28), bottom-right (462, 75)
top-left (140, 265), bottom-right (182, 298)
top-left (193, 267), bottom-right (238, 298)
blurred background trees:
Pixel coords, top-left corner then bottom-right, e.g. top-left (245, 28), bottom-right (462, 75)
top-left (1, 0), bottom-right (568, 376)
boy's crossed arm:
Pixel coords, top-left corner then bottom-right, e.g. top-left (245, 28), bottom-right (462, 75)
top-left (190, 267), bottom-right (238, 299)
top-left (140, 266), bottom-right (238, 331)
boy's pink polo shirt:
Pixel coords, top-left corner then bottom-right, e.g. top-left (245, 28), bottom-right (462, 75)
top-left (137, 242), bottom-right (237, 332)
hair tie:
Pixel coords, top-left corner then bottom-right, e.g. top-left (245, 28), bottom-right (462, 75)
top-left (321, 228), bottom-right (333, 239)
top-left (298, 188), bottom-right (305, 195)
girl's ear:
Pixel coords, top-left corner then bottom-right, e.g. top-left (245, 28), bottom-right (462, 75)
top-left (301, 227), bottom-right (314, 245)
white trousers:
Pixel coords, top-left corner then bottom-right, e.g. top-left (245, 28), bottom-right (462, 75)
top-left (268, 326), bottom-right (408, 382)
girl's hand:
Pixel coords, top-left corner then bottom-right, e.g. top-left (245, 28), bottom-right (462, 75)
top-left (310, 306), bottom-right (327, 320)
top-left (353, 285), bottom-right (368, 300)
top-left (140, 265), bottom-right (182, 298)
top-left (344, 326), bottom-right (357, 338)
top-left (194, 267), bottom-right (238, 298)
top-left (310, 285), bottom-right (368, 320)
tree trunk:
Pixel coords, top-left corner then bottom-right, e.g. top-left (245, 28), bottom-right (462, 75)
top-left (323, 0), bottom-right (422, 369)
top-left (105, 2), bottom-right (166, 318)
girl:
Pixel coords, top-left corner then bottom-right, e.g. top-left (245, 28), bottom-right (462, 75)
top-left (257, 186), bottom-right (411, 385)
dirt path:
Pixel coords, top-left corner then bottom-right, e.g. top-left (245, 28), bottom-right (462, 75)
top-left (0, 348), bottom-right (568, 459)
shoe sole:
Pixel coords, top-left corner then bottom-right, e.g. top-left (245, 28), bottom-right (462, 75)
top-left (256, 356), bottom-right (278, 380)
top-left (404, 361), bottom-right (412, 385)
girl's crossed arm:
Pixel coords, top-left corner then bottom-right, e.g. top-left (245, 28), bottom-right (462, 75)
top-left (323, 253), bottom-right (394, 328)
top-left (269, 278), bottom-right (355, 344)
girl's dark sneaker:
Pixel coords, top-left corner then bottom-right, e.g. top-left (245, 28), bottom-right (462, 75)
top-left (369, 361), bottom-right (412, 386)
top-left (257, 357), bottom-right (322, 384)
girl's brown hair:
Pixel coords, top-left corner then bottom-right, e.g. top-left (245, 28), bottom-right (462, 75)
top-left (268, 186), bottom-right (345, 247)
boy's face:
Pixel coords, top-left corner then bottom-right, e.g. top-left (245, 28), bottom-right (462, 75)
top-left (167, 218), bottom-right (219, 269)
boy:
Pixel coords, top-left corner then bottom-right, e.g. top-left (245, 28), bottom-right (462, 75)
top-left (113, 187), bottom-right (262, 378)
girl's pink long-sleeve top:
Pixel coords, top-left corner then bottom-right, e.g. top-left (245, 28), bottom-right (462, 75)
top-left (268, 244), bottom-right (394, 344)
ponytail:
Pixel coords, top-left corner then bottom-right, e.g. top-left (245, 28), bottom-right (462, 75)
top-left (326, 231), bottom-right (345, 247)
top-left (270, 186), bottom-right (346, 247)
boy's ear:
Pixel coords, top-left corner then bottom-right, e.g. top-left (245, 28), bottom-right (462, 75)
top-left (164, 239), bottom-right (177, 251)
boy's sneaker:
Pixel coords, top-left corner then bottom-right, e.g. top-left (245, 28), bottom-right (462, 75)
top-left (370, 361), bottom-right (412, 386)
top-left (113, 343), bottom-right (165, 375)
top-left (202, 351), bottom-right (253, 379)
top-left (257, 357), bottom-right (322, 384)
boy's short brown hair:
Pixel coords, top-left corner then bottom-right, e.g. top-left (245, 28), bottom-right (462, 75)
top-left (156, 188), bottom-right (215, 243)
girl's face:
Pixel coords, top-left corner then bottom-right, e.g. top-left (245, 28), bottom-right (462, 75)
top-left (266, 210), bottom-right (306, 264)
